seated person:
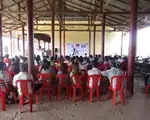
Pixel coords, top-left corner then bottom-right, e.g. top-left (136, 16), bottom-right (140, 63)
top-left (101, 60), bottom-right (124, 89)
top-left (103, 56), bottom-right (110, 70)
top-left (70, 63), bottom-right (82, 85)
top-left (3, 54), bottom-right (11, 67)
top-left (0, 61), bottom-right (17, 104)
top-left (88, 60), bottom-right (101, 88)
top-left (13, 63), bottom-right (42, 95)
top-left (9, 58), bottom-right (20, 74)
top-left (41, 61), bottom-right (56, 74)
top-left (57, 63), bottom-right (70, 85)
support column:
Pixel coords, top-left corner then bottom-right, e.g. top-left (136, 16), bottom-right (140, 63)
top-left (93, 26), bottom-right (96, 56)
top-left (38, 40), bottom-right (40, 50)
top-left (63, 27), bottom-right (65, 56)
top-left (51, 12), bottom-right (55, 56)
top-left (0, 0), bottom-right (3, 56)
top-left (22, 26), bottom-right (25, 57)
top-left (88, 17), bottom-right (91, 55)
top-left (10, 31), bottom-right (12, 57)
top-left (120, 30), bottom-right (123, 56)
top-left (59, 25), bottom-right (62, 56)
top-left (127, 0), bottom-right (138, 95)
top-left (17, 35), bottom-right (20, 51)
top-left (26, 0), bottom-right (34, 74)
top-left (101, 14), bottom-right (105, 60)
top-left (44, 42), bottom-right (46, 49)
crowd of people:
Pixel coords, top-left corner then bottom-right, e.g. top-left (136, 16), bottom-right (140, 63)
top-left (0, 54), bottom-right (128, 105)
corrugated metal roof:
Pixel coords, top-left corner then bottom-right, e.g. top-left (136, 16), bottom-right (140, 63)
top-left (0, 0), bottom-right (150, 32)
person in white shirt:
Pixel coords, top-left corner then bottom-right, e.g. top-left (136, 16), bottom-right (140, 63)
top-left (101, 60), bottom-right (125, 89)
top-left (88, 60), bottom-right (101, 88)
top-left (13, 63), bottom-right (42, 95)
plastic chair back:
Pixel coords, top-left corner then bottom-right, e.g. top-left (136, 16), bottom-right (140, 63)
top-left (56, 74), bottom-right (69, 86)
top-left (103, 63), bottom-right (110, 70)
top-left (88, 75), bottom-right (102, 88)
top-left (38, 73), bottom-right (52, 87)
top-left (68, 66), bottom-right (72, 72)
top-left (71, 75), bottom-right (84, 88)
top-left (16, 80), bottom-right (34, 95)
top-left (110, 76), bottom-right (127, 90)
top-left (5, 71), bottom-right (16, 84)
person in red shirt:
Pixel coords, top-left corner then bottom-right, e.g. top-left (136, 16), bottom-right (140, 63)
top-left (3, 54), bottom-right (11, 67)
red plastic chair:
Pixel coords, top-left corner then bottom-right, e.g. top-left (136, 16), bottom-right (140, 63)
top-left (16, 80), bottom-right (34, 113)
top-left (37, 73), bottom-right (52, 101)
top-left (56, 74), bottom-right (70, 101)
top-left (57, 65), bottom-right (61, 71)
top-left (146, 85), bottom-right (150, 96)
top-left (0, 79), bottom-right (17, 111)
top-left (108, 76), bottom-right (127, 105)
top-left (71, 75), bottom-right (85, 102)
top-left (103, 63), bottom-right (110, 70)
top-left (35, 65), bottom-right (40, 71)
top-left (68, 66), bottom-right (72, 72)
top-left (5, 71), bottom-right (16, 84)
top-left (87, 75), bottom-right (102, 103)
top-left (0, 80), bottom-right (7, 111)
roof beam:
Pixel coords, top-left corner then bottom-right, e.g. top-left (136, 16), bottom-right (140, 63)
top-left (0, 10), bottom-right (150, 15)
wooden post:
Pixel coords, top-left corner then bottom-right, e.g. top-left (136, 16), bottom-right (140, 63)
top-left (121, 30), bottom-right (123, 56)
top-left (88, 17), bottom-right (91, 55)
top-left (101, 14), bottom-right (105, 60)
top-left (22, 26), bottom-right (25, 57)
top-left (59, 26), bottom-right (62, 56)
top-left (10, 31), bottom-right (12, 57)
top-left (51, 12), bottom-right (55, 56)
top-left (0, 0), bottom-right (3, 56)
top-left (26, 0), bottom-right (34, 74)
top-left (93, 26), bottom-right (96, 56)
top-left (127, 0), bottom-right (138, 95)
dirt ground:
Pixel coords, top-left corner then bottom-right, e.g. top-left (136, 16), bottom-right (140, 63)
top-left (0, 74), bottom-right (150, 120)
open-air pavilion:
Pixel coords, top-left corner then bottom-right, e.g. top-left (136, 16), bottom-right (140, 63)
top-left (0, 0), bottom-right (150, 119)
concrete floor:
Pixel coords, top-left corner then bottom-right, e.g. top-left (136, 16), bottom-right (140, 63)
top-left (0, 74), bottom-right (150, 120)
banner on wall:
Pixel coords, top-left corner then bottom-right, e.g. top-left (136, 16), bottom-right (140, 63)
top-left (67, 43), bottom-right (88, 56)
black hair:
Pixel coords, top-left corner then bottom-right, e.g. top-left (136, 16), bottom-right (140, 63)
top-left (20, 63), bottom-right (28, 72)
top-left (92, 60), bottom-right (99, 68)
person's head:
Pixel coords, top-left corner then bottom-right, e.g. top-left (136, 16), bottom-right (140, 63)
top-left (87, 64), bottom-right (92, 71)
top-left (42, 59), bottom-right (48, 64)
top-left (123, 56), bottom-right (127, 62)
top-left (11, 58), bottom-right (16, 63)
top-left (60, 63), bottom-right (68, 73)
top-left (92, 60), bottom-right (99, 68)
top-left (89, 55), bottom-right (93, 58)
top-left (98, 54), bottom-right (101, 58)
top-left (86, 58), bottom-right (90, 63)
top-left (104, 56), bottom-right (108, 62)
top-left (110, 60), bottom-right (117, 68)
top-left (114, 55), bottom-right (118, 60)
top-left (0, 61), bottom-right (6, 71)
top-left (43, 62), bottom-right (50, 70)
top-left (72, 63), bottom-right (80, 75)
top-left (20, 63), bottom-right (28, 72)
top-left (5, 54), bottom-right (9, 58)
top-left (73, 48), bottom-right (76, 51)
